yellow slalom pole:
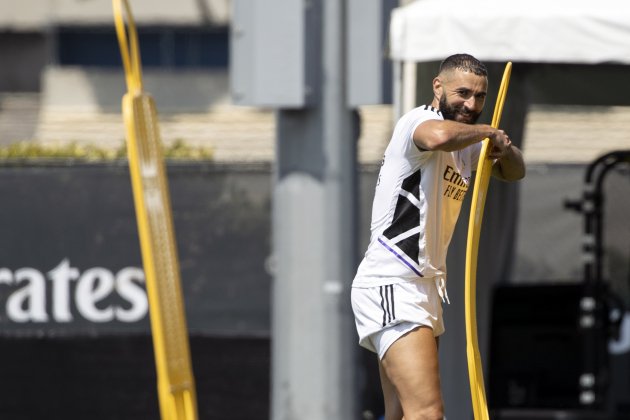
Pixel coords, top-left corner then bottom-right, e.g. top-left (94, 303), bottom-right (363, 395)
top-left (464, 62), bottom-right (512, 420)
top-left (112, 1), bottom-right (198, 419)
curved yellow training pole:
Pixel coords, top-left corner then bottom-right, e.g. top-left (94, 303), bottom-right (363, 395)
top-left (464, 62), bottom-right (512, 420)
top-left (112, 1), bottom-right (198, 419)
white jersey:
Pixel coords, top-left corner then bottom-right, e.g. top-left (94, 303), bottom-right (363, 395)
top-left (353, 105), bottom-right (482, 287)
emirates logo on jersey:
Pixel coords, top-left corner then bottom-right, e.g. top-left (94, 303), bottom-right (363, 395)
top-left (443, 165), bottom-right (470, 201)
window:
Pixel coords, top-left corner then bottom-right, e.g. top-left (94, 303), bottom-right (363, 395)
top-left (56, 26), bottom-right (229, 69)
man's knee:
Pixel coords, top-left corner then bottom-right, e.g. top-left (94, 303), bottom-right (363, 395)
top-left (405, 401), bottom-right (444, 420)
top-left (422, 404), bottom-right (444, 420)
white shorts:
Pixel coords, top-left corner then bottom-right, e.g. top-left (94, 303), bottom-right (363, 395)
top-left (351, 278), bottom-right (446, 359)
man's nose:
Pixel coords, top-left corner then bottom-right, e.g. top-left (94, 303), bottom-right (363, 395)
top-left (464, 97), bottom-right (478, 110)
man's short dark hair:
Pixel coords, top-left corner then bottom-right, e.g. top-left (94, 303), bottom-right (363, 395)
top-left (439, 54), bottom-right (487, 77)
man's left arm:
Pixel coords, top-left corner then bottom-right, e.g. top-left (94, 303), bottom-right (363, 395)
top-left (491, 144), bottom-right (525, 181)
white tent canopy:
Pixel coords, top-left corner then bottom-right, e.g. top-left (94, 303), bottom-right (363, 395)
top-left (390, 0), bottom-right (630, 64)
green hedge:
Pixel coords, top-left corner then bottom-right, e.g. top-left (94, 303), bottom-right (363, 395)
top-left (0, 140), bottom-right (213, 161)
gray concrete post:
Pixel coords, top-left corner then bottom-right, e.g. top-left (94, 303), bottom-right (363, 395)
top-left (270, 0), bottom-right (359, 419)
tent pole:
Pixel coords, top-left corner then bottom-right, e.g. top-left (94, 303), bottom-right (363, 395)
top-left (403, 60), bottom-right (418, 112)
top-left (392, 60), bottom-right (402, 120)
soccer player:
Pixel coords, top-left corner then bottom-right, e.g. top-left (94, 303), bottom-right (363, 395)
top-left (351, 54), bottom-right (525, 420)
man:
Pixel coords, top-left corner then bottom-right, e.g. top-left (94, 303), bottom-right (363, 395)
top-left (351, 54), bottom-right (525, 420)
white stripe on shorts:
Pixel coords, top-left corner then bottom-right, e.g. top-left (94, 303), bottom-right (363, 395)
top-left (380, 285), bottom-right (395, 326)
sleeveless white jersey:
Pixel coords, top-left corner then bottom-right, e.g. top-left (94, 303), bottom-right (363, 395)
top-left (353, 105), bottom-right (482, 287)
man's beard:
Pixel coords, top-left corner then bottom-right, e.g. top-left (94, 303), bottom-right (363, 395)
top-left (439, 95), bottom-right (482, 124)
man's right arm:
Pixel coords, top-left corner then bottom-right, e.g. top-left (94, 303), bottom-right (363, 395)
top-left (412, 119), bottom-right (508, 153)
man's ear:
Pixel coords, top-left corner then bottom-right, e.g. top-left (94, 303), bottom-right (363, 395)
top-left (432, 77), bottom-right (443, 99)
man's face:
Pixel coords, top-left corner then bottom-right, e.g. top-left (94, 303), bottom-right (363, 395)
top-left (437, 70), bottom-right (488, 124)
